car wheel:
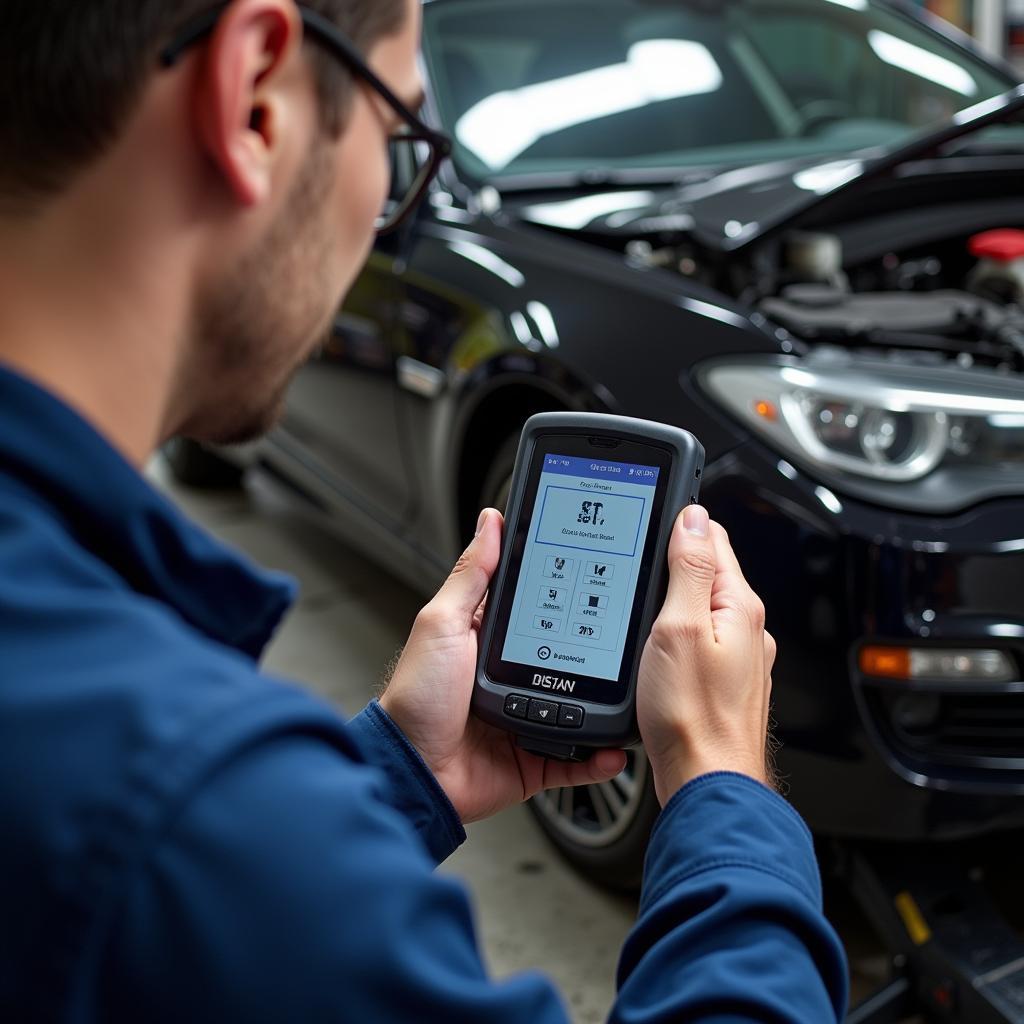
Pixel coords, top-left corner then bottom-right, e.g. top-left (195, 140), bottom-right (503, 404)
top-left (481, 433), bottom-right (658, 892)
top-left (529, 748), bottom-right (660, 891)
top-left (163, 438), bottom-right (244, 490)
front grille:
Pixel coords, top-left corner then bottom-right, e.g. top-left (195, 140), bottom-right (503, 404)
top-left (865, 686), bottom-right (1024, 777)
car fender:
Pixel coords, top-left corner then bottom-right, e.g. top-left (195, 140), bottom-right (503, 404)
top-left (402, 215), bottom-right (783, 544)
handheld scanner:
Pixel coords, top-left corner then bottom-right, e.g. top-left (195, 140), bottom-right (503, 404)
top-left (473, 413), bottom-right (705, 761)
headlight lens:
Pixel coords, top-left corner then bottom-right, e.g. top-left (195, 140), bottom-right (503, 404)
top-left (782, 392), bottom-right (949, 481)
top-left (698, 356), bottom-right (1024, 484)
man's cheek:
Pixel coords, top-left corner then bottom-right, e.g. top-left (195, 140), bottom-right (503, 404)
top-left (340, 117), bottom-right (387, 226)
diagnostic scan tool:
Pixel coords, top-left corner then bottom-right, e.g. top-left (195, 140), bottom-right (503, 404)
top-left (473, 413), bottom-right (704, 761)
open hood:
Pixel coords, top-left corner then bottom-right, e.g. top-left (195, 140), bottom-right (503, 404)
top-left (514, 85), bottom-right (1024, 253)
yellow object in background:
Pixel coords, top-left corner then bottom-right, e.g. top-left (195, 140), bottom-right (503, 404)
top-left (895, 891), bottom-right (933, 947)
top-left (926, 1), bottom-right (972, 32)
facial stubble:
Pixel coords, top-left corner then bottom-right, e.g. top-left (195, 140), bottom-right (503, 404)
top-left (187, 141), bottom-right (340, 446)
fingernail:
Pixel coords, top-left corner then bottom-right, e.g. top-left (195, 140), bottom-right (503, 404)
top-left (475, 509), bottom-right (489, 536)
top-left (684, 504), bottom-right (709, 537)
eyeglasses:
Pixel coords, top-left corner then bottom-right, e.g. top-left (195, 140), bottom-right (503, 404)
top-left (160, 3), bottom-right (452, 233)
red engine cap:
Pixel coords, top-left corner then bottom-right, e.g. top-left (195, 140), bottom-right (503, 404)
top-left (969, 228), bottom-right (1024, 262)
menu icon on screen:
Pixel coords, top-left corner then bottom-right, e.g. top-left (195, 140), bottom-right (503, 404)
top-left (502, 453), bottom-right (660, 683)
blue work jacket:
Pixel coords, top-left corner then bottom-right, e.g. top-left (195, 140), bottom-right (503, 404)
top-left (0, 364), bottom-right (848, 1022)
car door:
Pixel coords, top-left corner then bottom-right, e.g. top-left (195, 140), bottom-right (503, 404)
top-left (274, 152), bottom-right (416, 533)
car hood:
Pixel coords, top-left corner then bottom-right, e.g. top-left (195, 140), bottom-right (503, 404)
top-left (511, 85), bottom-right (1024, 254)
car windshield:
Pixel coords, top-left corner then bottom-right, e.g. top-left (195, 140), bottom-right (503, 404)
top-left (421, 0), bottom-right (1017, 184)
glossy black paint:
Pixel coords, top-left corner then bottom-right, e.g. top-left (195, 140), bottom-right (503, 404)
top-left (703, 442), bottom-right (1024, 840)
top-left (558, 83), bottom-right (1024, 254)
top-left (251, 2), bottom-right (1024, 843)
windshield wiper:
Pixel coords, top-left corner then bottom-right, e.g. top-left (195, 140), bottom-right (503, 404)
top-left (493, 165), bottom-right (718, 194)
top-left (718, 85), bottom-right (1024, 253)
top-left (882, 86), bottom-right (1024, 167)
top-left (943, 138), bottom-right (1024, 158)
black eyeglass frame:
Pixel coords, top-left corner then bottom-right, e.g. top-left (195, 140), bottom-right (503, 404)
top-left (160, 2), bottom-right (452, 233)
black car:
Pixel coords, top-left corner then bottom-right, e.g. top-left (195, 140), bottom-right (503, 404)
top-left (169, 0), bottom-right (1024, 889)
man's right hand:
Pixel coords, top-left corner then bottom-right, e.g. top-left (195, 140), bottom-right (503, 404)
top-left (638, 505), bottom-right (776, 806)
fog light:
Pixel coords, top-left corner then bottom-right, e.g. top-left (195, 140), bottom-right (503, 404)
top-left (859, 646), bottom-right (1017, 682)
top-left (891, 693), bottom-right (942, 733)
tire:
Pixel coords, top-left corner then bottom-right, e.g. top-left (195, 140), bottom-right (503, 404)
top-left (163, 438), bottom-right (245, 490)
top-left (480, 432), bottom-right (658, 892)
top-left (528, 749), bottom-right (660, 891)
top-left (480, 434), bottom-right (521, 515)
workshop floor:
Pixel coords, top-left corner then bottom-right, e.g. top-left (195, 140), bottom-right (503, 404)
top-left (152, 461), bottom-right (909, 1023)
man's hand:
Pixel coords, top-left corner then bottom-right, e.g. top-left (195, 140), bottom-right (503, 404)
top-left (379, 508), bottom-right (627, 824)
top-left (638, 505), bottom-right (776, 806)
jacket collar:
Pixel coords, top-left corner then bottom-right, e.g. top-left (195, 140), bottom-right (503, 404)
top-left (0, 364), bottom-right (296, 660)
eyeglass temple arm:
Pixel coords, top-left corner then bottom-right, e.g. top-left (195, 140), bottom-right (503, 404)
top-left (161, 5), bottom-right (403, 116)
top-left (159, 2), bottom-right (452, 158)
top-left (160, 4), bottom-right (230, 67)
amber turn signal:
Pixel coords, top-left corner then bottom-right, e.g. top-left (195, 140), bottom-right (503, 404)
top-left (859, 646), bottom-right (1016, 682)
top-left (860, 646), bottom-right (912, 679)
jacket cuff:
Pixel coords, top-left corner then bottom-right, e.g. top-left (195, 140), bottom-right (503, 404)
top-left (641, 771), bottom-right (822, 913)
top-left (347, 701), bottom-right (466, 864)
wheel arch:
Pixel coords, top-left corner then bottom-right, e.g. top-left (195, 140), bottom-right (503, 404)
top-left (451, 366), bottom-right (613, 544)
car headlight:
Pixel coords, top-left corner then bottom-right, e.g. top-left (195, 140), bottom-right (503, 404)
top-left (697, 354), bottom-right (1024, 494)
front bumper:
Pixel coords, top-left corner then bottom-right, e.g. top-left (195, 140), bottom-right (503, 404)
top-left (704, 443), bottom-right (1024, 842)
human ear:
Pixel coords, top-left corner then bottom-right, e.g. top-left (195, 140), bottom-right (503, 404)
top-left (193, 0), bottom-right (304, 207)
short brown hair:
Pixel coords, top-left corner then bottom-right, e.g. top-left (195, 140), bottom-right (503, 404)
top-left (0, 0), bottom-right (408, 211)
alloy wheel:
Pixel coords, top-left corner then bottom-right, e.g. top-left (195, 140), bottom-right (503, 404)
top-left (531, 748), bottom-right (650, 848)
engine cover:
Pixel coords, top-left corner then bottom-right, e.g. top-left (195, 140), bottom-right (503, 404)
top-left (761, 285), bottom-right (1003, 341)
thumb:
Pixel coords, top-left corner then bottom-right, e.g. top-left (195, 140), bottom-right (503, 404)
top-left (535, 748), bottom-right (628, 791)
top-left (430, 508), bottom-right (503, 626)
top-left (660, 504), bottom-right (716, 642)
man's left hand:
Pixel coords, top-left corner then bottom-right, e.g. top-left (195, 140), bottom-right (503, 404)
top-left (379, 508), bottom-right (627, 824)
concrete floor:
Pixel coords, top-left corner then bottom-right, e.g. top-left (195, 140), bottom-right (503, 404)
top-left (151, 460), bottom-right (907, 1023)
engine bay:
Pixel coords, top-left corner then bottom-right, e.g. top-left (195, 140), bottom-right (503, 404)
top-left (626, 222), bottom-right (1024, 374)
top-left (760, 283), bottom-right (1024, 371)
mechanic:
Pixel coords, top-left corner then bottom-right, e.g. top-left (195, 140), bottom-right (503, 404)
top-left (0, 0), bottom-right (848, 1020)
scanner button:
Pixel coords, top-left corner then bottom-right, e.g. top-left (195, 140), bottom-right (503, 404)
top-left (528, 699), bottom-right (559, 726)
top-left (557, 704), bottom-right (585, 729)
top-left (504, 694), bottom-right (529, 719)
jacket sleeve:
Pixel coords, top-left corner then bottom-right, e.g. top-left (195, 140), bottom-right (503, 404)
top-left (348, 701), bottom-right (849, 1020)
top-left (346, 700), bottom-right (466, 864)
top-left (613, 772), bottom-right (849, 1023)
top-left (97, 729), bottom-right (574, 1024)
top-left (97, 735), bottom-right (846, 1023)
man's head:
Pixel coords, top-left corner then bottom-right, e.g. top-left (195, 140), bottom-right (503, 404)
top-left (0, 0), bottom-right (422, 450)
